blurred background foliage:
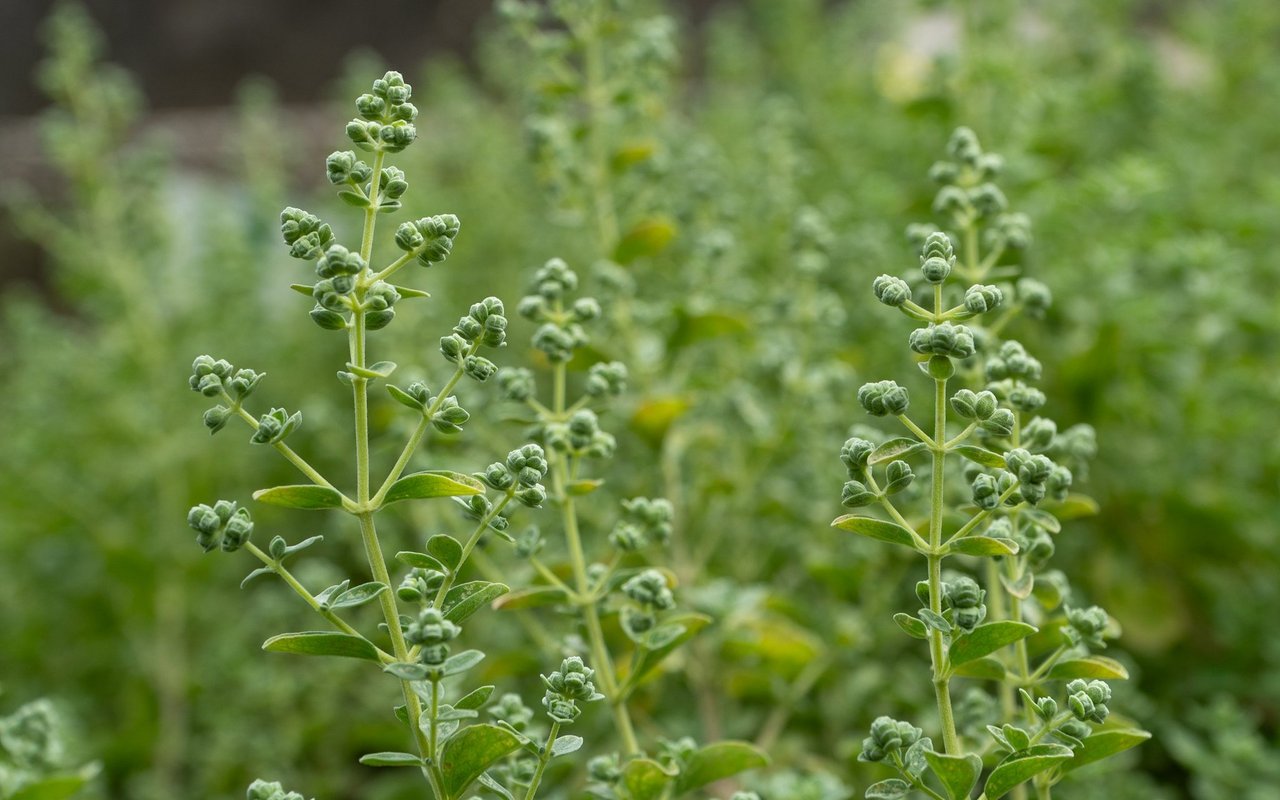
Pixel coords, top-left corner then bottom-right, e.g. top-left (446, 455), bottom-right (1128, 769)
top-left (1, 1), bottom-right (1277, 799)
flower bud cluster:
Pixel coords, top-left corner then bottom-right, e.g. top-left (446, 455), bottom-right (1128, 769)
top-left (488, 692), bottom-right (534, 732)
top-left (497, 367), bottom-right (536, 402)
top-left (246, 780), bottom-right (307, 800)
top-left (858, 716), bottom-right (924, 763)
top-left (397, 567), bottom-right (445, 604)
top-left (872, 274), bottom-right (912, 307)
top-left (187, 500), bottom-right (253, 553)
top-left (251, 407), bottom-right (302, 446)
top-left (909, 322), bottom-right (976, 359)
top-left (190, 356), bottom-right (264, 434)
top-left (919, 231), bottom-right (956, 284)
top-left (1064, 605), bottom-right (1110, 650)
top-left (620, 569), bottom-right (675, 638)
top-left (279, 207), bottom-right (334, 261)
top-left (345, 71), bottom-right (418, 154)
top-left (917, 575), bottom-right (987, 633)
top-left (585, 361), bottom-right (628, 398)
top-left (544, 409), bottom-right (616, 459)
top-left (517, 259), bottom-right (600, 363)
top-left (928, 128), bottom-right (1009, 223)
top-left (480, 444), bottom-right (550, 508)
top-left (609, 497), bottom-right (674, 551)
top-left (1066, 679), bottom-right (1111, 724)
top-left (405, 608), bottom-right (461, 666)
top-left (458, 494), bottom-right (512, 532)
top-left (541, 656), bottom-right (603, 724)
top-left (857, 380), bottom-right (910, 417)
top-left (950, 389), bottom-right (999, 421)
top-left (395, 214), bottom-right (462, 267)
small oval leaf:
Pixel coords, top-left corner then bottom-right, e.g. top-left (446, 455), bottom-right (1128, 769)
top-left (1058, 729), bottom-right (1150, 773)
top-left (951, 656), bottom-right (1007, 680)
top-left (360, 752), bottom-right (424, 767)
top-left (439, 724), bottom-right (523, 800)
top-left (428, 534), bottom-right (464, 571)
top-left (831, 515), bottom-right (919, 549)
top-left (253, 485), bottom-right (344, 510)
top-left (869, 437), bottom-right (928, 465)
top-left (442, 581), bottom-right (510, 623)
top-left (492, 586), bottom-right (570, 611)
top-left (923, 750), bottom-right (982, 800)
top-left (396, 550), bottom-right (446, 571)
top-left (622, 759), bottom-right (674, 800)
top-left (384, 471), bottom-right (485, 505)
top-left (984, 745), bottom-right (1075, 799)
top-left (894, 612), bottom-right (929, 640)
top-left (550, 735), bottom-right (584, 758)
top-left (263, 632), bottom-right (380, 662)
top-left (948, 536), bottom-right (1020, 557)
top-left (331, 581), bottom-right (389, 609)
top-left (455, 685), bottom-right (495, 710)
top-left (442, 649), bottom-right (486, 677)
top-left (950, 621), bottom-right (1037, 667)
top-left (953, 445), bottom-right (1006, 467)
top-left (1048, 656), bottom-right (1130, 681)
top-left (674, 741), bottom-right (769, 795)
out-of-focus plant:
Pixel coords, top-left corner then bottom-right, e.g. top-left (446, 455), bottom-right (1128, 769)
top-left (0, 695), bottom-right (98, 799)
top-left (835, 129), bottom-right (1149, 800)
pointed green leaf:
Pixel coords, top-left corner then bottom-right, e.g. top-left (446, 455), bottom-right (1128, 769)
top-left (289, 283), bottom-right (314, 296)
top-left (427, 534), bottom-right (464, 571)
top-left (1057, 729), bottom-right (1150, 773)
top-left (868, 437), bottom-right (928, 465)
top-left (442, 581), bottom-right (510, 623)
top-left (360, 752), bottom-right (425, 767)
top-left (949, 621), bottom-right (1037, 667)
top-left (442, 649), bottom-right (485, 677)
top-left (384, 472), bottom-right (485, 505)
top-left (948, 536), bottom-right (1020, 557)
top-left (396, 550), bottom-right (446, 571)
top-left (1048, 656), bottom-right (1130, 681)
top-left (567, 479), bottom-right (605, 495)
top-left (984, 745), bottom-right (1075, 799)
top-left (492, 586), bottom-right (569, 611)
top-left (391, 284), bottom-right (430, 299)
top-left (951, 656), bottom-right (1007, 680)
top-left (455, 685), bottom-right (495, 710)
top-left (1022, 508), bottom-right (1061, 534)
top-left (622, 613), bottom-right (712, 694)
top-left (622, 758), bottom-right (674, 800)
top-left (894, 612), bottom-right (929, 639)
top-left (384, 661), bottom-right (432, 681)
top-left (550, 735), bottom-right (584, 757)
top-left (1001, 571), bottom-right (1034, 600)
top-left (478, 773), bottom-right (514, 800)
top-left (263, 632), bottom-right (380, 662)
top-left (439, 724), bottom-right (523, 799)
top-left (331, 581), bottom-right (388, 609)
top-left (240, 566), bottom-right (275, 588)
top-left (953, 445), bottom-right (1006, 468)
top-left (923, 750), bottom-right (982, 800)
top-left (253, 484), bottom-right (345, 510)
top-left (387, 384), bottom-right (426, 410)
top-left (831, 515), bottom-right (919, 549)
top-left (10, 772), bottom-right (94, 800)
top-left (865, 779), bottom-right (911, 800)
top-left (674, 741), bottom-right (769, 795)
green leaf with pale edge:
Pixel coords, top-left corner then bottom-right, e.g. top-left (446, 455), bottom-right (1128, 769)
top-left (442, 581), bottom-right (510, 623)
top-left (288, 283), bottom-right (313, 296)
top-left (387, 384), bottom-right (425, 410)
top-left (984, 745), bottom-right (1074, 799)
top-left (392, 284), bottom-right (429, 299)
top-left (894, 612), bottom-right (928, 639)
top-left (383, 471), bottom-right (485, 506)
top-left (11, 773), bottom-right (94, 800)
top-left (953, 445), bottom-right (1006, 467)
top-left (869, 437), bottom-right (928, 465)
top-left (1048, 656), bottom-right (1130, 680)
top-left (949, 621), bottom-right (1037, 667)
top-left (1023, 508), bottom-right (1061, 533)
top-left (948, 537), bottom-right (1019, 557)
top-left (442, 649), bottom-right (485, 676)
top-left (360, 752), bottom-right (424, 767)
top-left (262, 632), bottom-right (379, 662)
top-left (622, 758), bottom-right (674, 800)
top-left (865, 779), bottom-right (910, 800)
top-left (492, 586), bottom-right (568, 611)
top-left (253, 484), bottom-right (344, 510)
top-left (427, 534), bottom-right (464, 571)
top-left (923, 750), bottom-right (982, 800)
top-left (1001, 571), bottom-right (1034, 600)
top-left (455, 685), bottom-right (495, 710)
top-left (567, 479), bottom-right (605, 495)
top-left (396, 550), bottom-right (446, 571)
top-left (952, 656), bottom-right (1006, 680)
top-left (439, 724), bottom-right (522, 800)
top-left (1057, 729), bottom-right (1150, 773)
top-left (478, 773), bottom-right (514, 800)
top-left (622, 613), bottom-right (711, 694)
top-left (831, 515), bottom-right (918, 549)
top-left (675, 741), bottom-right (769, 795)
top-left (550, 735), bottom-right (584, 757)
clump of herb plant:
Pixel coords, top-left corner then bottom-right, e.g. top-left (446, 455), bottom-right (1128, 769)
top-left (185, 70), bottom-right (598, 800)
top-left (834, 129), bottom-right (1150, 800)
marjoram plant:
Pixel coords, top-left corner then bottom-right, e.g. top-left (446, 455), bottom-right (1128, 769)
top-left (184, 70), bottom-right (765, 800)
top-left (834, 129), bottom-right (1150, 800)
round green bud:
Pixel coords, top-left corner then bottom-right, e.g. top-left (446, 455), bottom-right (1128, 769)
top-left (454, 315), bottom-right (483, 341)
top-left (1022, 416), bottom-right (1057, 451)
top-left (996, 212), bottom-right (1032, 250)
top-left (909, 322), bottom-right (976, 359)
top-left (622, 569), bottom-right (674, 610)
top-left (1009, 385), bottom-right (1046, 412)
top-left (316, 244), bottom-right (366, 279)
top-left (969, 183), bottom-right (1007, 217)
top-left (1017, 278), bottom-right (1052, 316)
top-left (883, 460), bottom-right (914, 494)
top-left (532, 323), bottom-right (578, 363)
top-left (841, 437), bottom-right (875, 477)
top-left (933, 186), bottom-right (969, 216)
top-left (585, 361), bottom-right (628, 397)
top-left (515, 527), bottom-right (543, 558)
top-left (976, 152), bottom-right (1004, 179)
top-left (464, 355), bottom-right (497, 383)
top-left (921, 255), bottom-right (952, 284)
top-left (872, 274), bottom-right (912, 307)
top-left (310, 306), bottom-right (347, 330)
top-left (947, 127), bottom-right (982, 165)
top-left (972, 473), bottom-right (999, 510)
top-left (498, 367), bottom-right (535, 402)
top-left (964, 284), bottom-right (1003, 315)
top-left (981, 408), bottom-right (1016, 437)
top-left (195, 373), bottom-right (222, 397)
top-left (572, 297), bottom-right (602, 322)
top-left (515, 484), bottom-right (547, 508)
top-left (1066, 679), bottom-right (1111, 724)
top-left (379, 166), bottom-right (408, 200)
top-left (222, 509), bottom-right (253, 552)
top-left (610, 523), bottom-right (646, 552)
top-left (922, 230), bottom-right (955, 261)
top-left (860, 716), bottom-right (923, 763)
top-left (227, 369), bottom-right (263, 400)
top-left (588, 754), bottom-right (622, 785)
top-left (858, 380), bottom-right (910, 417)
top-left (430, 396), bottom-right (469, 434)
top-left (365, 308), bottom-right (395, 331)
top-left (841, 480), bottom-right (876, 508)
top-left (533, 258), bottom-right (578, 299)
top-left (250, 408), bottom-right (300, 445)
top-left (1065, 605), bottom-right (1110, 650)
top-left (203, 405), bottom-right (231, 434)
top-left (325, 150), bottom-right (361, 185)
top-left (439, 334), bottom-right (467, 363)
top-left (247, 779), bottom-right (306, 800)
top-left (482, 462), bottom-right (514, 490)
top-left (928, 160), bottom-right (959, 185)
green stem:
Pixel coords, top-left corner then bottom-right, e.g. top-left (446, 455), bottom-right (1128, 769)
top-left (896, 413), bottom-right (936, 447)
top-left (927, 357), bottom-right (960, 754)
top-left (430, 492), bottom-right (516, 609)
top-left (523, 721), bottom-right (562, 800)
top-left (227, 402), bottom-right (343, 495)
